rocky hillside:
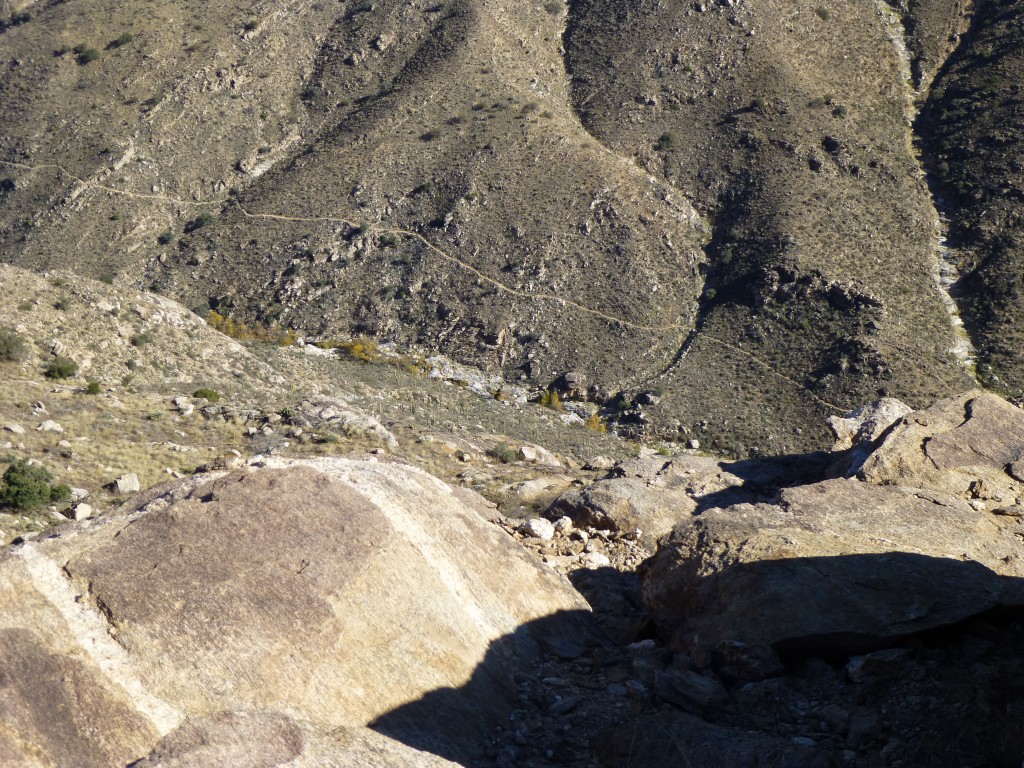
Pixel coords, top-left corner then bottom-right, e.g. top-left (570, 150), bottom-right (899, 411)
top-left (5, 0), bottom-right (1022, 453)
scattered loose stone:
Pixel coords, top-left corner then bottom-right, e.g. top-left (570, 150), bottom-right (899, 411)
top-left (37, 420), bottom-right (63, 433)
top-left (522, 518), bottom-right (555, 541)
top-left (552, 516), bottom-right (574, 535)
top-left (71, 503), bottom-right (93, 521)
top-left (115, 473), bottom-right (141, 494)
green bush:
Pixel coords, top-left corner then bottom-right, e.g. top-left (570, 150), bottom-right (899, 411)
top-left (0, 459), bottom-right (70, 512)
top-left (45, 356), bottom-right (78, 380)
top-left (157, 230), bottom-right (176, 245)
top-left (107, 31), bottom-right (134, 49)
top-left (654, 132), bottom-right (676, 152)
top-left (487, 443), bottom-right (519, 464)
top-left (130, 329), bottom-right (154, 347)
top-left (85, 381), bottom-right (102, 395)
top-left (184, 212), bottom-right (214, 233)
top-left (193, 387), bottom-right (220, 402)
top-left (0, 328), bottom-right (29, 362)
top-left (74, 44), bottom-right (100, 64)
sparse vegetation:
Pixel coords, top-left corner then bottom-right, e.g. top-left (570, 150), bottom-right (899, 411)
top-left (85, 381), bottom-right (102, 395)
top-left (206, 310), bottom-right (298, 346)
top-left (157, 230), bottom-right (176, 245)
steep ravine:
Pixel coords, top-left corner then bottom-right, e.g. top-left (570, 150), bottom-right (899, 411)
top-left (881, 0), bottom-right (979, 376)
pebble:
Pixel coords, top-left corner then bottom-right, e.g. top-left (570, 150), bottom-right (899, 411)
top-left (553, 516), bottom-right (574, 535)
top-left (549, 695), bottom-right (582, 715)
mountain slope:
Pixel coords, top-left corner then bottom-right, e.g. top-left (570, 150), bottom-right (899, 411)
top-left (4, 0), bottom-right (1021, 455)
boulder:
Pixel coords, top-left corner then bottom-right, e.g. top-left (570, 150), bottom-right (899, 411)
top-left (114, 472), bottom-right (140, 493)
top-left (856, 390), bottom-right (1024, 501)
top-left (131, 710), bottom-right (461, 768)
top-left (0, 457), bottom-right (594, 766)
top-left (828, 396), bottom-right (912, 450)
top-left (643, 476), bottom-right (1024, 657)
top-left (550, 455), bottom-right (748, 544)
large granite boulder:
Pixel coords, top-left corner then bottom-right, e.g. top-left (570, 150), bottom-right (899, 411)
top-left (0, 457), bottom-right (594, 766)
top-left (132, 710), bottom-right (462, 768)
top-left (642, 391), bottom-right (1024, 658)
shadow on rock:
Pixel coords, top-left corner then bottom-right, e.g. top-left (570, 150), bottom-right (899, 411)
top-left (644, 549), bottom-right (1024, 660)
top-left (369, 609), bottom-right (609, 766)
top-left (694, 449), bottom-right (844, 513)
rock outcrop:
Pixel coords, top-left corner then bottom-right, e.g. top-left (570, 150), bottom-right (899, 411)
top-left (0, 457), bottom-right (595, 766)
top-left (642, 391), bottom-right (1024, 658)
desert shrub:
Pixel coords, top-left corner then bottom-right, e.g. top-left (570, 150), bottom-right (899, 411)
top-left (0, 328), bottom-right (29, 362)
top-left (184, 212), bottom-right (214, 232)
top-left (45, 356), bottom-right (77, 379)
top-left (206, 310), bottom-right (297, 346)
top-left (654, 132), bottom-right (676, 151)
top-left (488, 443), bottom-right (519, 464)
top-left (193, 387), bottom-right (220, 402)
top-left (130, 329), bottom-right (154, 346)
top-left (584, 412), bottom-right (608, 433)
top-left (107, 31), bottom-right (134, 49)
top-left (157, 230), bottom-right (175, 245)
top-left (0, 459), bottom-right (70, 512)
top-left (74, 44), bottom-right (100, 64)
top-left (539, 389), bottom-right (563, 411)
top-left (814, 7), bottom-right (832, 21)
top-left (327, 337), bottom-right (380, 363)
top-left (85, 381), bottom-right (102, 395)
